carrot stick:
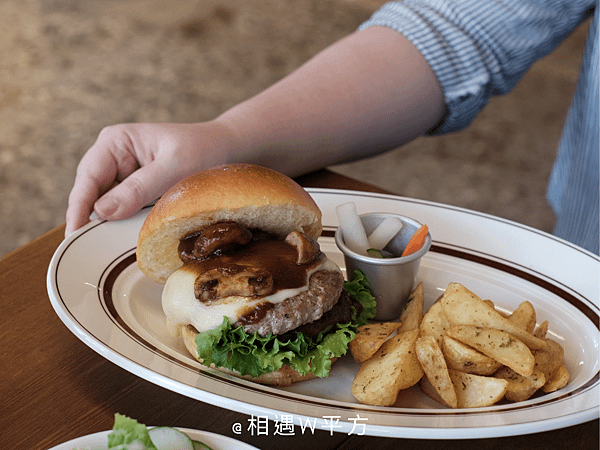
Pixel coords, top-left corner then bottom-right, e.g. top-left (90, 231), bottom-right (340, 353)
top-left (401, 224), bottom-right (429, 257)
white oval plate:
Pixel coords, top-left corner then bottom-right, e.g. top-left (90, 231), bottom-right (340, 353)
top-left (47, 189), bottom-right (599, 439)
top-left (48, 428), bottom-right (259, 450)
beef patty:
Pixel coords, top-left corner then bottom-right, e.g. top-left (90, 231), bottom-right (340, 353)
top-left (239, 269), bottom-right (344, 337)
top-left (288, 289), bottom-right (356, 339)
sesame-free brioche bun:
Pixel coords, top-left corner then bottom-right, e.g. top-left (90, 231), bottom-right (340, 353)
top-left (178, 325), bottom-right (330, 386)
top-left (137, 163), bottom-right (323, 284)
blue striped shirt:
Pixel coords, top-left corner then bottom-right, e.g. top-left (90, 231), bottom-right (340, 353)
top-left (360, 0), bottom-right (598, 254)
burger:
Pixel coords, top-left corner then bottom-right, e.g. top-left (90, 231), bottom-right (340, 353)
top-left (137, 163), bottom-right (375, 386)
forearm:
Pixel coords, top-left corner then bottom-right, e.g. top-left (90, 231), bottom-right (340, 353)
top-left (216, 26), bottom-right (445, 177)
top-left (359, 1), bottom-right (594, 134)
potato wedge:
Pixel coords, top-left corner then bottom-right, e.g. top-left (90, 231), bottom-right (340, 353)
top-left (533, 320), bottom-right (549, 339)
top-left (416, 335), bottom-right (458, 408)
top-left (542, 362), bottom-right (570, 393)
top-left (449, 369), bottom-right (508, 408)
top-left (419, 376), bottom-right (452, 407)
top-left (442, 335), bottom-right (502, 376)
top-left (446, 325), bottom-right (535, 377)
top-left (349, 322), bottom-right (400, 364)
top-left (507, 301), bottom-right (536, 333)
top-left (440, 283), bottom-right (546, 350)
top-left (483, 299), bottom-right (509, 317)
top-left (483, 299), bottom-right (496, 310)
top-left (352, 329), bottom-right (423, 406)
top-left (494, 366), bottom-right (546, 402)
top-left (397, 282), bottom-right (424, 333)
top-left (419, 299), bottom-right (451, 346)
top-left (533, 338), bottom-right (565, 381)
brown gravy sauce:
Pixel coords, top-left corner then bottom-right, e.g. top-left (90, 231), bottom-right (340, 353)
top-left (178, 229), bottom-right (323, 325)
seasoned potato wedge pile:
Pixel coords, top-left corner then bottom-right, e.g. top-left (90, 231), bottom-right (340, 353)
top-left (350, 282), bottom-right (569, 407)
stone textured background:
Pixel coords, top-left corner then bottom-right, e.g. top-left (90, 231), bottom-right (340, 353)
top-left (0, 0), bottom-right (589, 257)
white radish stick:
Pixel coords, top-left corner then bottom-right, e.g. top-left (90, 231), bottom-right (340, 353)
top-left (367, 216), bottom-right (403, 251)
top-left (336, 202), bottom-right (370, 256)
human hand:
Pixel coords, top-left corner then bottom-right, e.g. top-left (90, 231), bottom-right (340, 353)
top-left (65, 121), bottom-right (235, 235)
top-left (65, 27), bottom-right (445, 236)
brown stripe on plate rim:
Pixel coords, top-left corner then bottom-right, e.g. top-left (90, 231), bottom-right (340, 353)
top-left (93, 239), bottom-right (599, 416)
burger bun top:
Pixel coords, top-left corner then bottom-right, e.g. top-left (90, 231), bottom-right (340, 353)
top-left (137, 163), bottom-right (323, 284)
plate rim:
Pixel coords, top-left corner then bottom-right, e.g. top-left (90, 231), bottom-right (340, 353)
top-left (47, 188), bottom-right (600, 439)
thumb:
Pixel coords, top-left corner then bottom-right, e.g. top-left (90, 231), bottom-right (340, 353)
top-left (93, 162), bottom-right (181, 221)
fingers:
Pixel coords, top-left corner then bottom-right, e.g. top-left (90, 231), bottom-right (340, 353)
top-left (64, 172), bottom-right (113, 236)
top-left (65, 159), bottom-right (180, 236)
top-left (64, 121), bottom-right (233, 236)
top-left (92, 160), bottom-right (181, 221)
top-left (65, 125), bottom-right (133, 235)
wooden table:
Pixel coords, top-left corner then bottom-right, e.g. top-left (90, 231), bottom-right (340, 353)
top-left (2, 169), bottom-right (597, 450)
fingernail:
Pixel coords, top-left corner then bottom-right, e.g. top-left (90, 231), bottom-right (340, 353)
top-left (95, 196), bottom-right (118, 218)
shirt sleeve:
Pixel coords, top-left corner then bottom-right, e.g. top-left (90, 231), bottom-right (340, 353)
top-left (358, 0), bottom-right (595, 134)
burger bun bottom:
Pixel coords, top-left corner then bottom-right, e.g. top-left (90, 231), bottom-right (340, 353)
top-left (180, 325), bottom-right (337, 386)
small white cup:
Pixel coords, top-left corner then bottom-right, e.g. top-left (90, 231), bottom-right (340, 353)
top-left (335, 213), bottom-right (431, 321)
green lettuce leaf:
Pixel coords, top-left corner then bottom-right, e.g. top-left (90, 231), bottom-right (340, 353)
top-left (343, 269), bottom-right (377, 326)
top-left (107, 413), bottom-right (156, 449)
top-left (194, 270), bottom-right (376, 378)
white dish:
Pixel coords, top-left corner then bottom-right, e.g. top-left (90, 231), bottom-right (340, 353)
top-left (47, 189), bottom-right (599, 439)
top-left (48, 428), bottom-right (259, 450)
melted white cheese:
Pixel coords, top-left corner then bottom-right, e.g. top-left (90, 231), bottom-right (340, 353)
top-left (162, 257), bottom-right (341, 334)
